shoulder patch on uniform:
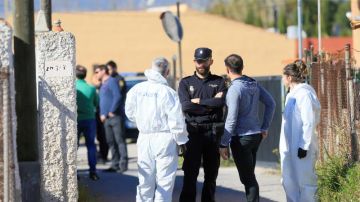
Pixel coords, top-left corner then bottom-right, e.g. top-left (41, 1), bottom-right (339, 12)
top-left (182, 75), bottom-right (192, 80)
top-left (211, 74), bottom-right (223, 79)
top-left (119, 80), bottom-right (125, 87)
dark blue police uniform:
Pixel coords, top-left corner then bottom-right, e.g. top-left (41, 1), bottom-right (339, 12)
top-left (178, 70), bottom-right (227, 202)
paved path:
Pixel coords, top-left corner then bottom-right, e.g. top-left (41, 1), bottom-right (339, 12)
top-left (77, 142), bottom-right (286, 202)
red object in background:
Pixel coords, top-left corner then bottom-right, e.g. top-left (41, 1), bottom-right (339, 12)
top-left (295, 37), bottom-right (353, 57)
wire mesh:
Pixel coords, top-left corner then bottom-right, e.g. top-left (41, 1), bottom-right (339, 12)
top-left (310, 50), bottom-right (360, 161)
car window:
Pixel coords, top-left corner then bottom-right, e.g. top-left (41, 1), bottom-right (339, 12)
top-left (125, 77), bottom-right (147, 92)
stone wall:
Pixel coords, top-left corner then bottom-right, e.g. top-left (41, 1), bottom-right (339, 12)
top-left (0, 19), bottom-right (22, 202)
top-left (36, 31), bottom-right (77, 202)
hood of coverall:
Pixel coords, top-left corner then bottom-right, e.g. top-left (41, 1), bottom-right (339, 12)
top-left (292, 83), bottom-right (321, 112)
top-left (144, 69), bottom-right (168, 85)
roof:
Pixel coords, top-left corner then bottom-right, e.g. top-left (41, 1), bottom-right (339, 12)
top-left (300, 37), bottom-right (353, 54)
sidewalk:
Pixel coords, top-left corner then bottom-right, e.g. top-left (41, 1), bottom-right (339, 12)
top-left (77, 142), bottom-right (286, 202)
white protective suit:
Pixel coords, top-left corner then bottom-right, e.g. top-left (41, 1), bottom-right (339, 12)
top-left (280, 83), bottom-right (321, 202)
top-left (125, 69), bottom-right (188, 202)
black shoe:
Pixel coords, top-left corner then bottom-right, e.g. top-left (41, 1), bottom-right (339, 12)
top-left (89, 172), bottom-right (99, 181)
top-left (97, 158), bottom-right (107, 165)
top-left (104, 167), bottom-right (118, 172)
top-left (117, 167), bottom-right (128, 174)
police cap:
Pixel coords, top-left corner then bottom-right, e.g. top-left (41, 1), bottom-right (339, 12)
top-left (194, 47), bottom-right (212, 61)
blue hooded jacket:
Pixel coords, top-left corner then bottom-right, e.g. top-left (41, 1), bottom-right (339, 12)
top-left (220, 75), bottom-right (276, 146)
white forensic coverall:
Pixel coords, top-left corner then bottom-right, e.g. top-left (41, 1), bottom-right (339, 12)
top-left (280, 83), bottom-right (321, 202)
top-left (125, 69), bottom-right (188, 202)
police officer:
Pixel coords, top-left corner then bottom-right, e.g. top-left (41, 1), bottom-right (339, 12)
top-left (179, 47), bottom-right (227, 202)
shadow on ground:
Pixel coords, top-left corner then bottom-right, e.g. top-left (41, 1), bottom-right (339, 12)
top-left (78, 170), bottom-right (276, 202)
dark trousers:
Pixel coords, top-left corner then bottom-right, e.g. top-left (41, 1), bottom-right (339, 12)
top-left (77, 119), bottom-right (97, 172)
top-left (230, 134), bottom-right (262, 202)
top-left (180, 127), bottom-right (220, 202)
top-left (96, 111), bottom-right (109, 160)
top-left (104, 115), bottom-right (128, 170)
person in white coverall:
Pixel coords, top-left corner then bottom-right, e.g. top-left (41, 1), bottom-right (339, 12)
top-left (125, 57), bottom-right (189, 202)
top-left (280, 60), bottom-right (321, 202)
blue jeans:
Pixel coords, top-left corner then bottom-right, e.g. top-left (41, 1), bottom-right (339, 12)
top-left (77, 119), bottom-right (97, 172)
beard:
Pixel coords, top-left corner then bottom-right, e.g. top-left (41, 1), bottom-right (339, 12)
top-left (196, 65), bottom-right (210, 76)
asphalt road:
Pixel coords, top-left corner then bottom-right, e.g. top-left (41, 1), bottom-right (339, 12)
top-left (77, 142), bottom-right (286, 202)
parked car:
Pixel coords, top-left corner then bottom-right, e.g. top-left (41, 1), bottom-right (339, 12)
top-left (121, 74), bottom-right (147, 140)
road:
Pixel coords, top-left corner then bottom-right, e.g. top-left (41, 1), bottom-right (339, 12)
top-left (77, 142), bottom-right (286, 202)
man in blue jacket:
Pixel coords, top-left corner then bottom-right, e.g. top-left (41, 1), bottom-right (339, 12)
top-left (95, 64), bottom-right (128, 173)
top-left (219, 54), bottom-right (276, 202)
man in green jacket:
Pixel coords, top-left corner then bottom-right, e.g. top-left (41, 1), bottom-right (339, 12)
top-left (76, 65), bottom-right (99, 180)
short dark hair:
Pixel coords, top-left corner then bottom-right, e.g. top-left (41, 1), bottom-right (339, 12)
top-left (106, 60), bottom-right (117, 69)
top-left (92, 63), bottom-right (99, 73)
top-left (95, 64), bottom-right (109, 75)
top-left (283, 60), bottom-right (307, 83)
top-left (76, 65), bottom-right (87, 79)
top-left (224, 54), bottom-right (243, 74)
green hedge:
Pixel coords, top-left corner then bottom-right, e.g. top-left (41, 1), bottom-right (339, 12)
top-left (317, 156), bottom-right (360, 202)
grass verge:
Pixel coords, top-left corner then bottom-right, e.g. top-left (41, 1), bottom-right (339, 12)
top-left (317, 155), bottom-right (360, 202)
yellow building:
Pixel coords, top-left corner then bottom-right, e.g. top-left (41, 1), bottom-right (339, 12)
top-left (52, 8), bottom-right (295, 78)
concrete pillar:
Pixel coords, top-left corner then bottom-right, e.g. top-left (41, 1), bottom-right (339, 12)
top-left (352, 0), bottom-right (360, 66)
top-left (36, 30), bottom-right (77, 201)
top-left (0, 19), bottom-right (22, 202)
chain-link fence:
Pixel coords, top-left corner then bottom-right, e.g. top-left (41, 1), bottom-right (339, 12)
top-left (309, 45), bottom-right (360, 162)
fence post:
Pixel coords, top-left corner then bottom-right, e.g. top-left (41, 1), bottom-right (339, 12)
top-left (0, 19), bottom-right (22, 202)
top-left (305, 48), bottom-right (312, 84)
top-left (345, 44), bottom-right (359, 162)
top-left (36, 23), bottom-right (78, 201)
top-left (310, 45), bottom-right (314, 63)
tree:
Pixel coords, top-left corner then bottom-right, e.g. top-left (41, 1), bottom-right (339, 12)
top-left (334, 1), bottom-right (352, 36)
top-left (245, 3), bottom-right (256, 25)
top-left (278, 7), bottom-right (287, 34)
top-left (208, 0), bottom-right (227, 16)
top-left (302, 0), bottom-right (318, 37)
top-left (207, 0), bottom-right (352, 37)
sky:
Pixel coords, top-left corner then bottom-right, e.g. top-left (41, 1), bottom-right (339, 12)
top-left (0, 0), bottom-right (213, 18)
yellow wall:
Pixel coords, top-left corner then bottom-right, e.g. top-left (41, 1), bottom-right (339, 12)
top-left (50, 10), bottom-right (295, 79)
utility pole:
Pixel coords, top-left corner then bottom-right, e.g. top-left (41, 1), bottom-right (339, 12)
top-left (41, 0), bottom-right (52, 30)
top-left (13, 0), bottom-right (40, 200)
top-left (273, 4), bottom-right (278, 31)
top-left (317, 0), bottom-right (322, 54)
top-left (176, 1), bottom-right (183, 79)
top-left (4, 0), bottom-right (8, 19)
top-left (297, 0), bottom-right (303, 59)
top-left (345, 44), bottom-right (359, 162)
